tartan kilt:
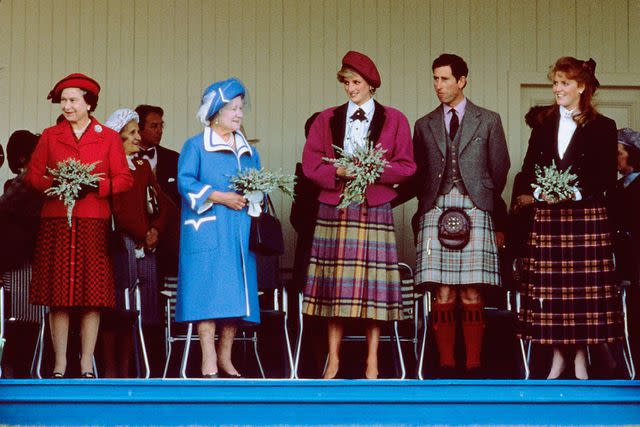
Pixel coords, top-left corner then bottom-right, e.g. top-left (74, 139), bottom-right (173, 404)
top-left (519, 202), bottom-right (623, 344)
top-left (302, 202), bottom-right (404, 321)
top-left (415, 187), bottom-right (501, 288)
top-left (29, 217), bottom-right (115, 309)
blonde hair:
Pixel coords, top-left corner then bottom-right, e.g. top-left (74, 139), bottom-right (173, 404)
top-left (336, 67), bottom-right (376, 95)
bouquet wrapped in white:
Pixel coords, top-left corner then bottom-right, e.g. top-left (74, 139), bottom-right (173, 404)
top-left (44, 158), bottom-right (104, 227)
top-left (323, 139), bottom-right (389, 209)
top-left (229, 168), bottom-right (295, 216)
top-left (531, 160), bottom-right (579, 203)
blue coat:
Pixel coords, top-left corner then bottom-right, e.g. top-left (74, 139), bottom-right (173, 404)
top-left (176, 128), bottom-right (260, 324)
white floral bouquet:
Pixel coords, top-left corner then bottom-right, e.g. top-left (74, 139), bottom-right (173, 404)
top-left (44, 158), bottom-right (103, 227)
top-left (229, 168), bottom-right (296, 216)
top-left (531, 160), bottom-right (579, 203)
top-left (323, 139), bottom-right (389, 209)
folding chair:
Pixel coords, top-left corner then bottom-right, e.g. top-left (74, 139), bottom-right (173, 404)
top-left (162, 274), bottom-right (294, 379)
top-left (293, 263), bottom-right (416, 379)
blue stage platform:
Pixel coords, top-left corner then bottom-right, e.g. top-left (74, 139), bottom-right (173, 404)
top-left (1, 379), bottom-right (639, 426)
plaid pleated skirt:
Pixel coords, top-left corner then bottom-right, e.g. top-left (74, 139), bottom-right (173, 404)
top-left (30, 217), bottom-right (115, 309)
top-left (415, 188), bottom-right (501, 287)
top-left (302, 202), bottom-right (404, 321)
top-left (519, 202), bottom-right (623, 344)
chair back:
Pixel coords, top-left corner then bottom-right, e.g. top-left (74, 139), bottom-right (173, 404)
top-left (3, 263), bottom-right (42, 323)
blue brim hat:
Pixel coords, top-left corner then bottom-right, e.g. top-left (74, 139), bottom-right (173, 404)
top-left (196, 77), bottom-right (246, 126)
top-left (618, 128), bottom-right (640, 152)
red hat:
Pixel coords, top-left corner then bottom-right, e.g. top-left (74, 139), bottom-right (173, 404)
top-left (341, 51), bottom-right (381, 88)
top-left (47, 73), bottom-right (101, 103)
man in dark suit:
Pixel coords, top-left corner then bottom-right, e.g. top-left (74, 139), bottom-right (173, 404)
top-left (411, 54), bottom-right (510, 376)
top-left (135, 105), bottom-right (180, 206)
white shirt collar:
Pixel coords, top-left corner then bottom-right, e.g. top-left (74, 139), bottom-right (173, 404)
top-left (559, 105), bottom-right (578, 119)
top-left (347, 98), bottom-right (375, 120)
top-left (203, 127), bottom-right (253, 157)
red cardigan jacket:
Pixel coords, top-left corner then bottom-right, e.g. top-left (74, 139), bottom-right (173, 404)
top-left (302, 101), bottom-right (416, 207)
top-left (112, 159), bottom-right (177, 244)
top-left (26, 118), bottom-right (133, 219)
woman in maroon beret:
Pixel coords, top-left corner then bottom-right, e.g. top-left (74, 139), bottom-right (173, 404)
top-left (302, 51), bottom-right (416, 379)
top-left (26, 73), bottom-right (133, 378)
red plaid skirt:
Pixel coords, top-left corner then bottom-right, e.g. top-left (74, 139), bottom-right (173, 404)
top-left (30, 218), bottom-right (115, 309)
top-left (519, 202), bottom-right (623, 344)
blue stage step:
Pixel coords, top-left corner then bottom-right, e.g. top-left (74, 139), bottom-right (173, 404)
top-left (1, 379), bottom-right (639, 426)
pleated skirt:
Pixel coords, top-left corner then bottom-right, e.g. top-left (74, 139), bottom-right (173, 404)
top-left (519, 202), bottom-right (623, 344)
top-left (302, 202), bottom-right (404, 321)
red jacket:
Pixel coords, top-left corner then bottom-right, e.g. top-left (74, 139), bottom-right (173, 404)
top-left (26, 118), bottom-right (133, 219)
top-left (112, 159), bottom-right (177, 244)
top-left (302, 102), bottom-right (416, 207)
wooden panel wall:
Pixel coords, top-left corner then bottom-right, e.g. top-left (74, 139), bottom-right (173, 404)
top-left (1, 0), bottom-right (639, 264)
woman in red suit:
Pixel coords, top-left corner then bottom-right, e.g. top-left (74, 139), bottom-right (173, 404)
top-left (302, 51), bottom-right (416, 379)
top-left (26, 74), bottom-right (133, 378)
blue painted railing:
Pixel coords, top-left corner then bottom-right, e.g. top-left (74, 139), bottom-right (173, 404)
top-left (1, 379), bottom-right (639, 426)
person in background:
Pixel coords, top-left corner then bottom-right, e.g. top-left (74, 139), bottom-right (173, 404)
top-left (26, 73), bottom-right (132, 378)
top-left (515, 57), bottom-right (623, 379)
top-left (176, 78), bottom-right (260, 378)
top-left (608, 127), bottom-right (640, 374)
top-left (101, 108), bottom-right (177, 377)
top-left (302, 51), bottom-right (415, 379)
top-left (410, 54), bottom-right (510, 377)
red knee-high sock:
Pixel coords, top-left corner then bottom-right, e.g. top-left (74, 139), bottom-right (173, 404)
top-left (431, 301), bottom-right (456, 368)
top-left (461, 302), bottom-right (485, 370)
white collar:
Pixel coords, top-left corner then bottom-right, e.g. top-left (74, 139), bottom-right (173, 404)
top-left (347, 98), bottom-right (375, 119)
top-left (203, 127), bottom-right (253, 157)
top-left (560, 105), bottom-right (578, 119)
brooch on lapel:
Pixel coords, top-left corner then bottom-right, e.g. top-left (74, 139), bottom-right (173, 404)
top-left (94, 124), bottom-right (103, 133)
top-left (136, 159), bottom-right (144, 166)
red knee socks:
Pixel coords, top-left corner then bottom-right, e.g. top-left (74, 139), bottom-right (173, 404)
top-left (461, 303), bottom-right (485, 370)
top-left (431, 301), bottom-right (456, 368)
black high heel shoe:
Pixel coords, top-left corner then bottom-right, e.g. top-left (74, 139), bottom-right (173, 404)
top-left (80, 372), bottom-right (96, 379)
top-left (202, 372), bottom-right (219, 379)
top-left (219, 370), bottom-right (242, 379)
top-left (50, 372), bottom-right (65, 379)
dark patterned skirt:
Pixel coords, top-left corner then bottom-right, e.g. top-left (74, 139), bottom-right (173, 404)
top-left (302, 202), bottom-right (404, 321)
top-left (415, 188), bottom-right (501, 287)
top-left (30, 217), bottom-right (115, 309)
top-left (519, 202), bottom-right (623, 344)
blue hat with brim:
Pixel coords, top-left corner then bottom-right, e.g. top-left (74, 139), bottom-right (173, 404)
top-left (197, 77), bottom-right (246, 126)
top-left (618, 128), bottom-right (640, 152)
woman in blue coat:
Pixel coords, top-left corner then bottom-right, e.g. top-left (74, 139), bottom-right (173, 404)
top-left (176, 78), bottom-right (260, 378)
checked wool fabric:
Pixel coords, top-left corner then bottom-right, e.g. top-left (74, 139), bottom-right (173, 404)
top-left (415, 187), bottom-right (501, 288)
top-left (30, 218), bottom-right (115, 309)
top-left (303, 202), bottom-right (404, 321)
top-left (519, 203), bottom-right (623, 344)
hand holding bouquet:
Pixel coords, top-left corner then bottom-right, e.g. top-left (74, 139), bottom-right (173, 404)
top-left (324, 139), bottom-right (389, 209)
top-left (44, 158), bottom-right (104, 227)
top-left (531, 160), bottom-right (579, 204)
top-left (229, 168), bottom-right (296, 216)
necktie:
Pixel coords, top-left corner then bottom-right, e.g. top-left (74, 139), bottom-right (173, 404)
top-left (137, 148), bottom-right (156, 159)
top-left (350, 108), bottom-right (367, 122)
top-left (449, 109), bottom-right (459, 141)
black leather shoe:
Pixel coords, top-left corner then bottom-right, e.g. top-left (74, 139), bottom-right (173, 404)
top-left (80, 372), bottom-right (96, 379)
top-left (465, 367), bottom-right (484, 379)
top-left (219, 370), bottom-right (242, 379)
top-left (436, 366), bottom-right (458, 379)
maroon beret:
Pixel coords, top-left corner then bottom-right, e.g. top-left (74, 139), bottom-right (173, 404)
top-left (47, 73), bottom-right (101, 102)
top-left (341, 51), bottom-right (381, 88)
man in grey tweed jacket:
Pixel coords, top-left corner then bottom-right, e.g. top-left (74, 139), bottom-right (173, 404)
top-left (412, 53), bottom-right (510, 377)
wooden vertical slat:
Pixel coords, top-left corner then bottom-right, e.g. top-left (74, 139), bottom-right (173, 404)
top-left (35, 0), bottom-right (53, 128)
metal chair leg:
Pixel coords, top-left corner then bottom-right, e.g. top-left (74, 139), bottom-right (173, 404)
top-left (293, 292), bottom-right (304, 379)
top-left (393, 320), bottom-right (406, 379)
top-left (418, 292), bottom-right (430, 380)
top-left (520, 338), bottom-right (530, 379)
top-left (180, 323), bottom-right (193, 379)
top-left (34, 308), bottom-right (46, 379)
top-left (134, 286), bottom-right (150, 379)
top-left (282, 289), bottom-right (296, 379)
top-left (621, 287), bottom-right (636, 379)
top-left (252, 331), bottom-right (266, 378)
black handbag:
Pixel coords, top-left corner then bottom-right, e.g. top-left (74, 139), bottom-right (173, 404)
top-left (249, 196), bottom-right (285, 256)
top-left (437, 207), bottom-right (471, 250)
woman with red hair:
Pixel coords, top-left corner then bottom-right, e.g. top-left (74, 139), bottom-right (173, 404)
top-left (515, 57), bottom-right (623, 379)
top-left (26, 73), bottom-right (132, 378)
